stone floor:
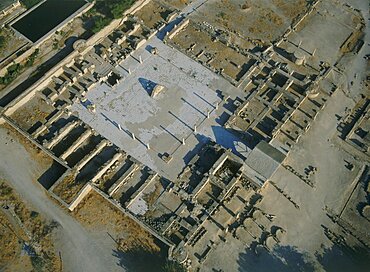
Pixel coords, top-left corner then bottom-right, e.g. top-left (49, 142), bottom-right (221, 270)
top-left (72, 36), bottom-right (250, 180)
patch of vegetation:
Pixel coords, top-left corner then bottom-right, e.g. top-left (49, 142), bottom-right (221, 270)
top-left (0, 181), bottom-right (13, 197)
top-left (30, 210), bottom-right (39, 219)
top-left (24, 48), bottom-right (40, 67)
top-left (0, 63), bottom-right (22, 85)
top-left (92, 15), bottom-right (112, 33)
top-left (20, 0), bottom-right (43, 9)
top-left (217, 11), bottom-right (227, 19)
top-left (30, 255), bottom-right (45, 271)
top-left (89, 0), bottom-right (136, 33)
top-left (53, 170), bottom-right (85, 204)
top-left (0, 180), bottom-right (60, 270)
top-left (0, 35), bottom-right (6, 50)
top-left (110, 0), bottom-right (136, 19)
top-left (163, 260), bottom-right (186, 272)
top-left (0, 48), bottom-right (40, 85)
top-left (95, 0), bottom-right (135, 18)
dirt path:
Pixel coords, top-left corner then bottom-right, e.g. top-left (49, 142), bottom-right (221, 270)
top-left (0, 126), bottom-right (124, 272)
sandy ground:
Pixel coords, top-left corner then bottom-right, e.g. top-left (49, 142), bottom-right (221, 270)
top-left (0, 123), bottom-right (126, 272)
top-left (189, 0), bottom-right (308, 43)
top-left (198, 87), bottom-right (368, 271)
top-left (196, 0), bottom-right (370, 270)
top-left (262, 88), bottom-right (361, 251)
top-left (0, 0), bottom-right (369, 270)
top-left (0, 178), bottom-right (60, 271)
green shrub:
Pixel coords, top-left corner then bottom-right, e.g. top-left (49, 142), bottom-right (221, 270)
top-left (0, 36), bottom-right (6, 50)
top-left (92, 16), bottom-right (112, 33)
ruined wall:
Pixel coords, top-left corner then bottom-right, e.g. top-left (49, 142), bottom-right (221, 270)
top-left (84, 0), bottom-right (151, 49)
top-left (0, 0), bottom-right (21, 18)
top-left (166, 19), bottom-right (190, 40)
top-left (4, 54), bottom-right (76, 115)
top-left (0, 1), bottom-right (93, 77)
top-left (90, 185), bottom-right (175, 250)
top-left (4, 0), bottom-right (152, 112)
top-left (68, 183), bottom-right (93, 211)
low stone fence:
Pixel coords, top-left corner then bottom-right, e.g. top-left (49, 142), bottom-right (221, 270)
top-left (68, 183), bottom-right (93, 211)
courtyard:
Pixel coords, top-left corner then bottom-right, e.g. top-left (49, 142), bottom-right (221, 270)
top-left (72, 36), bottom-right (249, 179)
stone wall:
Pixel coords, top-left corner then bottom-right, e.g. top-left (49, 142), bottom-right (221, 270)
top-left (4, 54), bottom-right (76, 115)
top-left (1, 0), bottom-right (93, 76)
top-left (0, 0), bottom-right (21, 18)
top-left (68, 183), bottom-right (93, 211)
top-left (2, 115), bottom-right (70, 168)
top-left (90, 185), bottom-right (175, 250)
top-left (3, 0), bottom-right (152, 112)
top-left (166, 18), bottom-right (190, 40)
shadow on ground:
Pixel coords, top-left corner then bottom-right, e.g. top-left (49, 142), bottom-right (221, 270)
top-left (237, 245), bottom-right (316, 272)
top-left (113, 245), bottom-right (185, 272)
top-left (316, 240), bottom-right (369, 272)
top-left (211, 126), bottom-right (250, 159)
top-left (237, 242), bottom-right (369, 272)
top-left (37, 161), bottom-right (67, 189)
